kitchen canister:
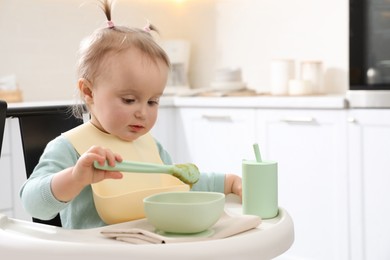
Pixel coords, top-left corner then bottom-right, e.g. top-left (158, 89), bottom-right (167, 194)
top-left (288, 79), bottom-right (312, 96)
top-left (270, 59), bottom-right (295, 95)
top-left (300, 60), bottom-right (323, 94)
top-left (242, 160), bottom-right (278, 219)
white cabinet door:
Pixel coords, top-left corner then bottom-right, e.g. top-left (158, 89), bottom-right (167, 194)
top-left (0, 156), bottom-right (12, 211)
top-left (9, 118), bottom-right (31, 221)
top-left (257, 109), bottom-right (349, 260)
top-left (347, 109), bottom-right (390, 260)
top-left (151, 107), bottom-right (177, 160)
top-left (0, 120), bottom-right (13, 212)
top-left (175, 108), bottom-right (256, 175)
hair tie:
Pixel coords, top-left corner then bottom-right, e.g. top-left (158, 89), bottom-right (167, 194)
top-left (143, 25), bottom-right (151, 32)
top-left (143, 26), bottom-right (151, 32)
top-left (107, 20), bottom-right (114, 29)
top-left (143, 20), bottom-right (151, 33)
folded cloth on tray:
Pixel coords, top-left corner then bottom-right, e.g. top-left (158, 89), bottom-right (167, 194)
top-left (101, 212), bottom-right (261, 244)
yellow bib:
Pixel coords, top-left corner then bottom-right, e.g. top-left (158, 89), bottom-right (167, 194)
top-left (63, 122), bottom-right (189, 224)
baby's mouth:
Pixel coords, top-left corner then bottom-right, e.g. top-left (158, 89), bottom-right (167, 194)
top-left (129, 124), bottom-right (145, 132)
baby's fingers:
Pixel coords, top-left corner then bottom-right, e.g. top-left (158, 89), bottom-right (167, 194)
top-left (104, 171), bottom-right (123, 180)
top-left (105, 152), bottom-right (123, 167)
top-left (86, 146), bottom-right (122, 167)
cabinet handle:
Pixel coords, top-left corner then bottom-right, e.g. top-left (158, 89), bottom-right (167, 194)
top-left (347, 117), bottom-right (357, 123)
top-left (201, 115), bottom-right (232, 122)
top-left (280, 117), bottom-right (316, 124)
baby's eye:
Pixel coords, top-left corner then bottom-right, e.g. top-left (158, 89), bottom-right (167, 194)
top-left (148, 99), bottom-right (159, 106)
top-left (122, 98), bottom-right (135, 104)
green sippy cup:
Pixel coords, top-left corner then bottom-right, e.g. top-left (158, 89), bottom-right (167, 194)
top-left (242, 144), bottom-right (278, 219)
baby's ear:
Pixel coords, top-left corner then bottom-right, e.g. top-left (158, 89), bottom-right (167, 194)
top-left (78, 78), bottom-right (93, 103)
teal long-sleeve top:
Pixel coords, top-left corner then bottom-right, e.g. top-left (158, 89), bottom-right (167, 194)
top-left (19, 136), bottom-right (225, 229)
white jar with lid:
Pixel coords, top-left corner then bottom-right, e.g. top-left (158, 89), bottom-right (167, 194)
top-left (270, 59), bottom-right (295, 95)
top-left (288, 79), bottom-right (312, 96)
top-left (300, 60), bottom-right (323, 94)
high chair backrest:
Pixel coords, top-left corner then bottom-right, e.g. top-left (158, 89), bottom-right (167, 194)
top-left (3, 101), bottom-right (83, 227)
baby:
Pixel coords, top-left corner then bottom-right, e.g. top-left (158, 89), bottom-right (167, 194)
top-left (20, 0), bottom-right (242, 229)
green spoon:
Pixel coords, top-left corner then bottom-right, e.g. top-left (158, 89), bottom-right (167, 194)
top-left (93, 160), bottom-right (200, 185)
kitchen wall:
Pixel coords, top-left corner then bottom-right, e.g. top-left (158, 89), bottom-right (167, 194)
top-left (0, 0), bottom-right (348, 101)
top-left (215, 0), bottom-right (349, 94)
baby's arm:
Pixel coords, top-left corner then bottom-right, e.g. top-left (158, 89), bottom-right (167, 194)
top-left (51, 146), bottom-right (123, 202)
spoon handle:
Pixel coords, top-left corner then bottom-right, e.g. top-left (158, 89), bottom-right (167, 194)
top-left (93, 160), bottom-right (173, 173)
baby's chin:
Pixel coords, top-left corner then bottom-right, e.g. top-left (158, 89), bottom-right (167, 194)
top-left (116, 132), bottom-right (144, 142)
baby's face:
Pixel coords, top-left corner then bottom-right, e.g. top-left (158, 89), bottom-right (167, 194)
top-left (88, 48), bottom-right (168, 141)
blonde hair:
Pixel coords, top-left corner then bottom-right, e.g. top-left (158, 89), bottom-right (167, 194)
top-left (73, 0), bottom-right (170, 118)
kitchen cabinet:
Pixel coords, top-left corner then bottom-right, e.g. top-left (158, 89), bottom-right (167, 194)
top-left (256, 109), bottom-right (349, 260)
top-left (175, 108), bottom-right (256, 175)
top-left (151, 107), bottom-right (177, 160)
top-left (0, 119), bottom-right (12, 214)
top-left (0, 118), bottom-right (31, 221)
top-left (8, 118), bottom-right (31, 221)
top-left (347, 109), bottom-right (390, 260)
top-left (0, 157), bottom-right (12, 211)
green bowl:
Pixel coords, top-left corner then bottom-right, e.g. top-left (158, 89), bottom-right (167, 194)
top-left (143, 191), bottom-right (225, 234)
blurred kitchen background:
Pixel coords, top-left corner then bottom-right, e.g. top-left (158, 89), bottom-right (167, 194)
top-left (0, 0), bottom-right (347, 101)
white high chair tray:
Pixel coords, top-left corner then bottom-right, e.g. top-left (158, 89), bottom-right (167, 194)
top-left (0, 195), bottom-right (294, 260)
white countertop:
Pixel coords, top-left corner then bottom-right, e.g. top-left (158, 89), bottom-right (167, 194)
top-left (170, 95), bottom-right (347, 109)
top-left (7, 99), bottom-right (79, 108)
top-left (7, 95), bottom-right (347, 110)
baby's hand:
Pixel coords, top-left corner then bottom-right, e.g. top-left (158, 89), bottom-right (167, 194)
top-left (50, 146), bottom-right (123, 202)
top-left (225, 174), bottom-right (242, 199)
top-left (72, 146), bottom-right (123, 186)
